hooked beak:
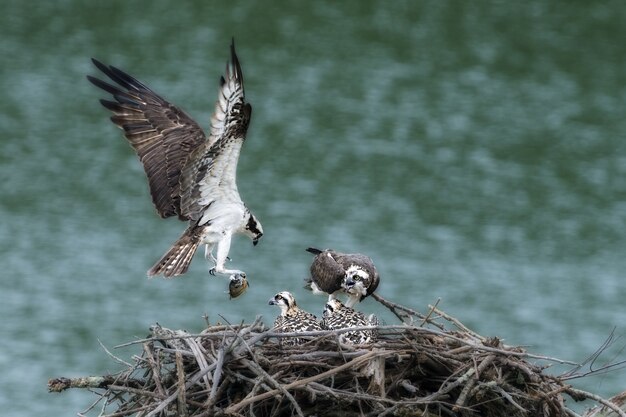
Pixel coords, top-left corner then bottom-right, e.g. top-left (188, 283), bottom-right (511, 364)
top-left (253, 239), bottom-right (259, 246)
top-left (344, 278), bottom-right (355, 288)
top-left (268, 297), bottom-right (276, 305)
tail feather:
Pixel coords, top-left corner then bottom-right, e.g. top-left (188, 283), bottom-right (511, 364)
top-left (148, 228), bottom-right (201, 278)
top-left (303, 277), bottom-right (313, 291)
top-left (305, 247), bottom-right (322, 255)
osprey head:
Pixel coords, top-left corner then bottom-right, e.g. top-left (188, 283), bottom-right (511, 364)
top-left (243, 210), bottom-right (263, 246)
top-left (343, 265), bottom-right (371, 300)
top-left (323, 298), bottom-right (344, 318)
top-left (269, 291), bottom-right (296, 315)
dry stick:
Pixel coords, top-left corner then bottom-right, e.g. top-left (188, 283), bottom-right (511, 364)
top-left (453, 355), bottom-right (496, 411)
top-left (425, 361), bottom-right (486, 403)
top-left (564, 408), bottom-right (584, 417)
top-left (78, 390), bottom-right (106, 417)
top-left (430, 306), bottom-right (485, 341)
top-left (283, 351), bottom-right (369, 361)
top-left (115, 331), bottom-right (240, 349)
top-left (307, 381), bottom-right (399, 405)
top-left (143, 343), bottom-right (166, 398)
top-left (98, 339), bottom-right (134, 367)
top-left (263, 324), bottom-right (580, 366)
top-left (184, 336), bottom-right (212, 390)
top-left (156, 347), bottom-right (198, 357)
top-left (175, 351), bottom-right (189, 417)
top-left (97, 404), bottom-right (153, 417)
top-left (420, 298), bottom-right (442, 327)
top-left (48, 376), bottom-right (134, 392)
top-left (565, 387), bottom-right (626, 417)
top-left (230, 326), bottom-right (305, 417)
top-left (194, 322), bottom-right (580, 368)
top-left (106, 385), bottom-right (161, 399)
top-left (244, 359), bottom-right (305, 417)
top-left (371, 293), bottom-right (446, 330)
top-left (225, 350), bottom-right (382, 414)
top-left (144, 361), bottom-right (218, 417)
top-left (206, 323), bottom-right (250, 408)
top-left (206, 346), bottom-right (225, 406)
top-left (229, 321), bottom-right (306, 417)
top-left (490, 384), bottom-right (528, 413)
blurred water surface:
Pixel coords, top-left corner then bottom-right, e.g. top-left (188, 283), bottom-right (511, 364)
top-left (1, 1), bottom-right (625, 415)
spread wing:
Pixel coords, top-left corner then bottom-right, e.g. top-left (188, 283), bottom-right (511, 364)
top-left (88, 60), bottom-right (206, 219)
top-left (179, 40), bottom-right (252, 221)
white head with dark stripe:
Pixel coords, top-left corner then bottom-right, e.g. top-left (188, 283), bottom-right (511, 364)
top-left (268, 291), bottom-right (296, 316)
top-left (323, 298), bottom-right (345, 318)
top-left (343, 265), bottom-right (371, 300)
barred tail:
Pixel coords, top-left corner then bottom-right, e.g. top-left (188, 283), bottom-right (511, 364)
top-left (148, 227), bottom-right (201, 278)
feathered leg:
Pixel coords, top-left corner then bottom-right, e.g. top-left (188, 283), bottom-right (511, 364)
top-left (209, 233), bottom-right (246, 277)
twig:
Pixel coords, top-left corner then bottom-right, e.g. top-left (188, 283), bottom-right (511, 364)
top-left (430, 306), bottom-right (484, 341)
top-left (207, 346), bottom-right (225, 407)
top-left (420, 298), bottom-right (441, 327)
top-left (371, 293), bottom-right (445, 330)
top-left (565, 387), bottom-right (626, 417)
top-left (453, 355), bottom-right (495, 411)
top-left (175, 351), bottom-right (189, 417)
top-left (48, 376), bottom-right (139, 392)
top-left (98, 339), bottom-right (133, 367)
top-left (143, 343), bottom-right (165, 398)
top-left (184, 336), bottom-right (212, 390)
top-left (97, 404), bottom-right (152, 417)
top-left (491, 384), bottom-right (527, 413)
top-left (564, 408), bottom-right (584, 417)
top-left (244, 359), bottom-right (305, 417)
top-left (225, 350), bottom-right (383, 414)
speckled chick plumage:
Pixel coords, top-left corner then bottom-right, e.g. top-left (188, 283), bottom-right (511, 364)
top-left (321, 299), bottom-right (378, 344)
top-left (269, 291), bottom-right (322, 346)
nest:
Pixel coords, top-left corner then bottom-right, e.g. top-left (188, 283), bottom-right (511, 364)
top-left (49, 295), bottom-right (626, 417)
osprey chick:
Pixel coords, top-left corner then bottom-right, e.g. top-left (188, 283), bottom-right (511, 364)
top-left (88, 40), bottom-right (263, 280)
top-left (322, 298), bottom-right (378, 345)
top-left (268, 291), bottom-right (322, 346)
top-left (305, 247), bottom-right (380, 307)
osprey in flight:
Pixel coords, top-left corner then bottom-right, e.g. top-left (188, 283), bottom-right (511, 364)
top-left (305, 247), bottom-right (380, 308)
top-left (88, 41), bottom-right (263, 279)
top-left (269, 291), bottom-right (322, 346)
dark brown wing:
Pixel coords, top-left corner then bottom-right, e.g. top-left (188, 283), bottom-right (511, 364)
top-left (88, 60), bottom-right (206, 219)
top-left (308, 248), bottom-right (346, 294)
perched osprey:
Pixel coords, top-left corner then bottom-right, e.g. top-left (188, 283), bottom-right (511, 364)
top-left (322, 298), bottom-right (378, 345)
top-left (305, 247), bottom-right (380, 308)
top-left (87, 40), bottom-right (263, 280)
top-left (268, 291), bottom-right (322, 346)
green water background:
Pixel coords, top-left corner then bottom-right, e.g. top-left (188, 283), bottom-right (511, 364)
top-left (1, 1), bottom-right (625, 415)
